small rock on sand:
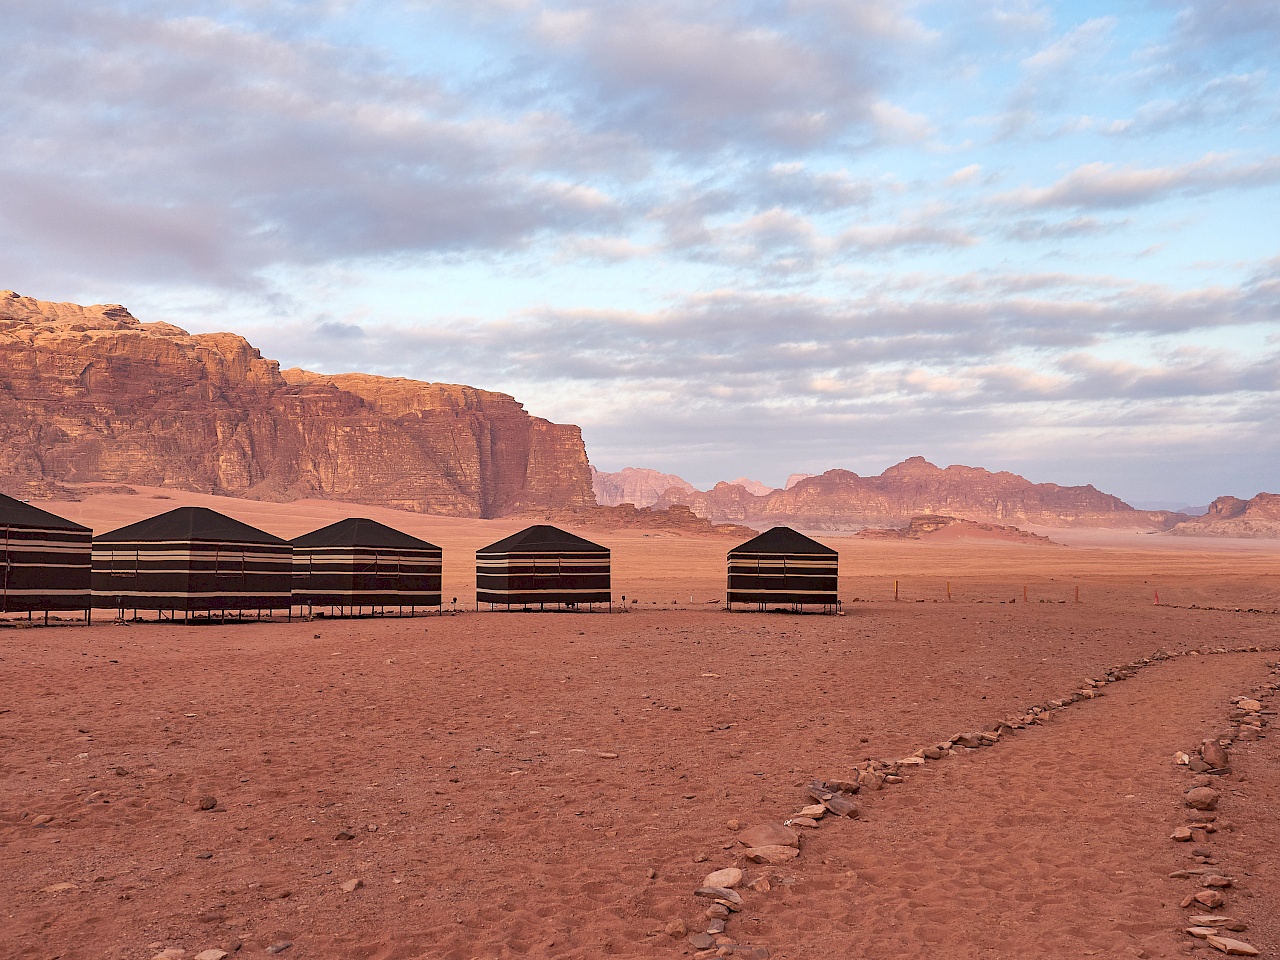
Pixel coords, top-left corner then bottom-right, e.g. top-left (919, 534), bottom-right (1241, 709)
top-left (340, 878), bottom-right (364, 893)
top-left (1205, 936), bottom-right (1259, 956)
top-left (695, 886), bottom-right (743, 904)
top-left (1201, 741), bottom-right (1229, 768)
top-left (748, 877), bottom-right (771, 893)
top-left (797, 805), bottom-right (826, 819)
top-left (687, 932), bottom-right (716, 950)
top-left (194, 951), bottom-right (229, 960)
top-left (198, 796), bottom-right (217, 811)
top-left (1171, 826), bottom-right (1193, 841)
top-left (150, 951), bottom-right (185, 960)
top-left (706, 904), bottom-right (730, 919)
top-left (744, 845), bottom-right (800, 865)
top-left (265, 943), bottom-right (292, 955)
top-left (1185, 787), bottom-right (1219, 811)
top-left (703, 868), bottom-right (743, 889)
top-left (1193, 890), bottom-right (1226, 909)
top-left (737, 823), bottom-right (798, 849)
top-left (664, 919), bottom-right (687, 938)
top-left (822, 795), bottom-right (858, 818)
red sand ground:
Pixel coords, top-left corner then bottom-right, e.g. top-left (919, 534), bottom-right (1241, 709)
top-left (2, 489), bottom-right (1277, 960)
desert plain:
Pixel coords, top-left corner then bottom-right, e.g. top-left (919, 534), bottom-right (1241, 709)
top-left (2, 488), bottom-right (1278, 960)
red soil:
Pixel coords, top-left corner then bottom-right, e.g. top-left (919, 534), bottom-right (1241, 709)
top-left (1, 489), bottom-right (1277, 959)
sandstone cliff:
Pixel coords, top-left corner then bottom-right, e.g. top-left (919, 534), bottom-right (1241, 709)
top-left (654, 457), bottom-right (1182, 530)
top-left (1168, 493), bottom-right (1280, 538)
top-left (0, 291), bottom-right (594, 517)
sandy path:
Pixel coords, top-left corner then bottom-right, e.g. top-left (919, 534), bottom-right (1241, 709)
top-left (738, 651), bottom-right (1279, 959)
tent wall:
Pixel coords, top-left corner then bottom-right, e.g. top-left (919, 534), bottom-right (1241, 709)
top-left (292, 545), bottom-right (442, 608)
top-left (726, 552), bottom-right (838, 606)
top-left (92, 540), bottom-right (293, 612)
top-left (476, 550), bottom-right (611, 606)
top-left (1, 523), bottom-right (92, 613)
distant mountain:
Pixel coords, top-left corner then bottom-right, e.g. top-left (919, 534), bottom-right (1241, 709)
top-left (652, 457), bottom-right (1184, 531)
top-left (590, 466), bottom-right (696, 507)
top-left (727, 477), bottom-right (775, 497)
top-left (1132, 500), bottom-right (1209, 515)
top-left (1168, 493), bottom-right (1280, 539)
top-left (785, 473), bottom-right (815, 489)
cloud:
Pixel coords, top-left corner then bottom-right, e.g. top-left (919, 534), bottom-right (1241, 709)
top-left (1022, 16), bottom-right (1116, 71)
top-left (997, 153), bottom-right (1280, 210)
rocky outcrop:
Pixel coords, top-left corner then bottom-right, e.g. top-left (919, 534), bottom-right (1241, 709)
top-left (0, 291), bottom-right (594, 517)
top-left (655, 457), bottom-right (1182, 531)
top-left (857, 514), bottom-right (1058, 545)
top-left (591, 466), bottom-right (697, 507)
top-left (1168, 493), bottom-right (1280, 538)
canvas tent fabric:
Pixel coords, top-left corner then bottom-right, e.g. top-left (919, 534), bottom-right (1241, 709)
top-left (291, 518), bottom-right (442, 611)
top-left (726, 526), bottom-right (838, 609)
top-left (92, 506), bottom-right (293, 614)
top-left (0, 494), bottom-right (92, 613)
top-left (476, 525), bottom-right (610, 608)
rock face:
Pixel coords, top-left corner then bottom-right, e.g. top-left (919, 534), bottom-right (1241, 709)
top-left (0, 291), bottom-right (594, 517)
top-left (654, 457), bottom-right (1182, 531)
top-left (590, 467), bottom-right (696, 507)
top-left (1168, 493), bottom-right (1280, 539)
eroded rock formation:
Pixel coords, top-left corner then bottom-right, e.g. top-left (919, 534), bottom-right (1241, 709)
top-left (0, 291), bottom-right (593, 517)
top-left (1168, 493), bottom-right (1280, 538)
top-left (591, 466), bottom-right (697, 508)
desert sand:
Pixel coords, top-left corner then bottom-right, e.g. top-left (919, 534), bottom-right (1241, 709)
top-left (2, 487), bottom-right (1277, 960)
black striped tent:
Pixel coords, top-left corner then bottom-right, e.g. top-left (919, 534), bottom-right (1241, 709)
top-left (476, 525), bottom-right (610, 610)
top-left (726, 526), bottom-right (839, 612)
top-left (1, 494), bottom-right (92, 620)
top-left (291, 518), bottom-right (442, 615)
top-left (92, 507), bottom-right (293, 619)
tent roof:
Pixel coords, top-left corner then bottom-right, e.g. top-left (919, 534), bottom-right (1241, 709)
top-left (291, 517), bottom-right (440, 551)
top-left (0, 493), bottom-right (90, 532)
top-left (96, 506), bottom-right (287, 545)
top-left (729, 525), bottom-right (837, 556)
top-left (478, 524), bottom-right (608, 555)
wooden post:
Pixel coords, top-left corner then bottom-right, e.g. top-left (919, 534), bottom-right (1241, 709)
top-left (894, 580), bottom-right (899, 601)
top-left (946, 581), bottom-right (951, 601)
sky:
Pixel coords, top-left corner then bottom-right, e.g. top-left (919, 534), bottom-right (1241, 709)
top-left (2, 0), bottom-right (1278, 507)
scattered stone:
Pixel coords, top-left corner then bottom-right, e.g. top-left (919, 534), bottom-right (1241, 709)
top-left (797, 804), bottom-right (826, 819)
top-left (1189, 917), bottom-right (1246, 931)
top-left (334, 830), bottom-right (356, 841)
top-left (897, 756), bottom-right (926, 766)
top-left (744, 845), bottom-right (799, 865)
top-left (1202, 741), bottom-right (1229, 769)
top-left (726, 819), bottom-right (740, 831)
top-left (953, 733), bottom-right (985, 748)
top-left (646, 867), bottom-right (657, 880)
top-left (695, 886), bottom-right (743, 905)
top-left (688, 932), bottom-right (716, 950)
top-left (737, 823), bottom-right (798, 849)
top-left (703, 868), bottom-right (743, 889)
top-left (195, 951), bottom-right (229, 960)
top-left (1202, 875), bottom-right (1233, 888)
top-left (1189, 757), bottom-right (1212, 773)
top-left (596, 752), bottom-right (619, 759)
top-left (1171, 826), bottom-right (1193, 842)
top-left (1185, 787), bottom-right (1220, 811)
top-left (30, 815), bottom-right (54, 826)
top-left (788, 817), bottom-right (820, 829)
top-left (1187, 928), bottom-right (1218, 939)
top-left (1237, 700), bottom-right (1261, 712)
top-left (693, 853), bottom-right (710, 863)
top-left (1194, 890), bottom-right (1226, 909)
top-left (821, 795), bottom-right (858, 818)
top-left (922, 746), bottom-right (943, 760)
top-left (41, 882), bottom-right (77, 893)
top-left (664, 919), bottom-right (687, 938)
top-left (150, 951), bottom-right (186, 960)
top-left (748, 877), bottom-right (771, 894)
top-left (340, 878), bottom-right (363, 893)
top-left (706, 904), bottom-right (730, 920)
top-left (1205, 936), bottom-right (1259, 956)
top-left (265, 944), bottom-right (292, 955)
top-left (1236, 727), bottom-right (1259, 741)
